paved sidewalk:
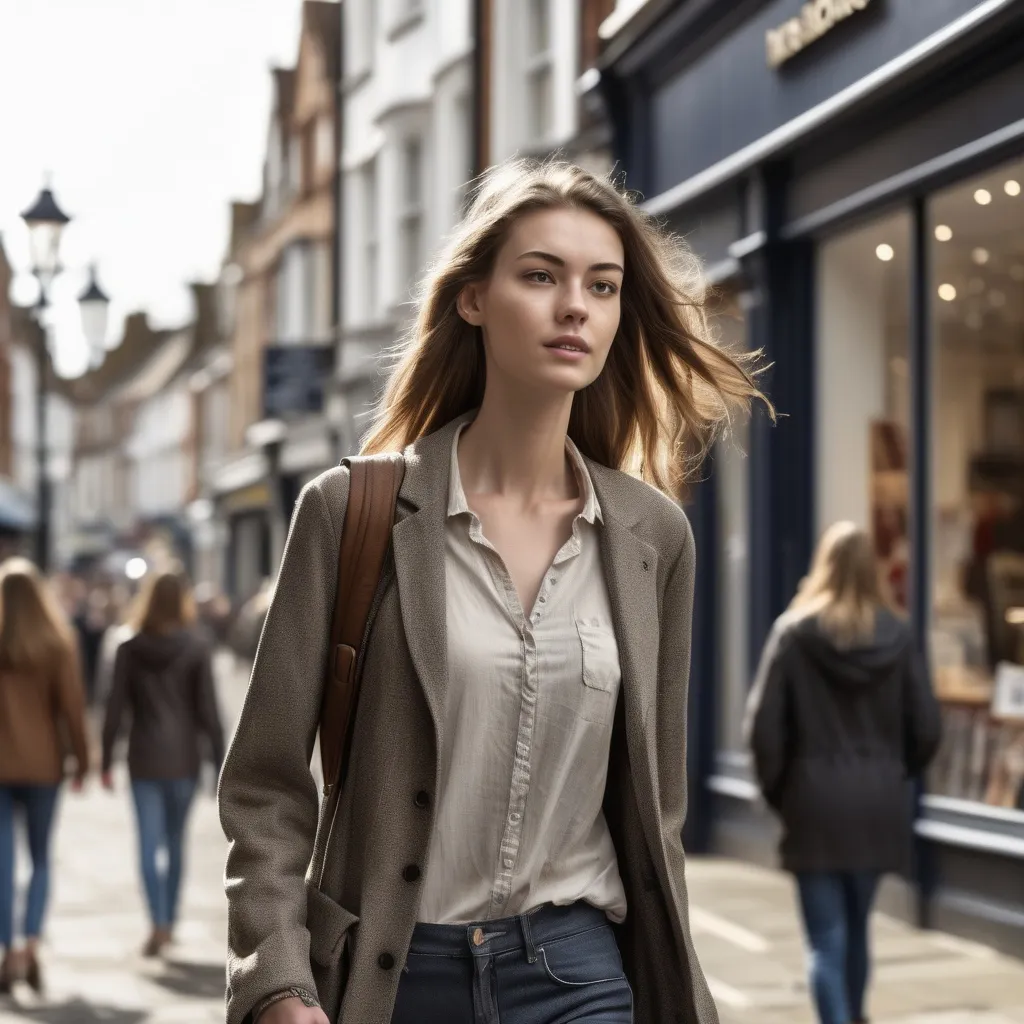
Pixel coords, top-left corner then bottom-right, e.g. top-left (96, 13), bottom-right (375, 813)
top-left (2, 649), bottom-right (1023, 1022)
top-left (686, 857), bottom-right (1024, 1024)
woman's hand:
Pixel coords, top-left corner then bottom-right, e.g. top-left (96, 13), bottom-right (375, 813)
top-left (258, 996), bottom-right (329, 1024)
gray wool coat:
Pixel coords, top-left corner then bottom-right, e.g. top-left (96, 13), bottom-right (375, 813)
top-left (218, 415), bottom-right (719, 1024)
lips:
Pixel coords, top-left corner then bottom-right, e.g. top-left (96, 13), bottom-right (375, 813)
top-left (544, 336), bottom-right (591, 354)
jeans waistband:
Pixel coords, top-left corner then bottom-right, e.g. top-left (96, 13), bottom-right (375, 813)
top-left (408, 901), bottom-right (612, 959)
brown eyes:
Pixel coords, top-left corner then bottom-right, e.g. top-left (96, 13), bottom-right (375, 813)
top-left (523, 270), bottom-right (619, 296)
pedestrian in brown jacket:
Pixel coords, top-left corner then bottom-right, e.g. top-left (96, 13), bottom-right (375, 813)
top-left (0, 558), bottom-right (90, 995)
top-left (219, 158), bottom-right (770, 1024)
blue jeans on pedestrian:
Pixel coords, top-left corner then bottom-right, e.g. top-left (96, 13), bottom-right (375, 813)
top-left (796, 871), bottom-right (880, 1024)
top-left (391, 901), bottom-right (632, 1024)
top-left (130, 778), bottom-right (197, 930)
top-left (0, 785), bottom-right (61, 948)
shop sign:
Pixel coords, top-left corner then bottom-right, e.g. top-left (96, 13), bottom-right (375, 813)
top-left (262, 344), bottom-right (335, 419)
top-left (766, 0), bottom-right (871, 69)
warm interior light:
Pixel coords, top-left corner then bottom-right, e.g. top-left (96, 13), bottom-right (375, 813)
top-left (989, 290), bottom-right (1006, 308)
top-left (934, 224), bottom-right (953, 242)
top-left (974, 188), bottom-right (993, 205)
top-left (1005, 180), bottom-right (1022, 197)
top-left (972, 247), bottom-right (990, 265)
top-left (938, 283), bottom-right (957, 301)
top-left (968, 277), bottom-right (986, 295)
top-left (965, 311), bottom-right (983, 331)
top-left (1006, 607), bottom-right (1024, 625)
top-left (875, 243), bottom-right (894, 262)
top-left (1010, 264), bottom-right (1024, 282)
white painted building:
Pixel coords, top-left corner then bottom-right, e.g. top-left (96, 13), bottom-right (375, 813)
top-left (488, 0), bottom-right (614, 173)
top-left (337, 0), bottom-right (476, 448)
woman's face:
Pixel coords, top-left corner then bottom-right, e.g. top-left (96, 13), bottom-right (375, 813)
top-left (458, 206), bottom-right (625, 398)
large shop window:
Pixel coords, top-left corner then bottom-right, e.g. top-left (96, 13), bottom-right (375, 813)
top-left (927, 158), bottom-right (1024, 811)
top-left (816, 210), bottom-right (912, 607)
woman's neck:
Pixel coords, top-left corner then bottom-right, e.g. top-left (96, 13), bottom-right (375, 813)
top-left (458, 389), bottom-right (577, 505)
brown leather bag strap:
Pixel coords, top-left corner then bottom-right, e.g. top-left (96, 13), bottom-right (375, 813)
top-left (319, 453), bottom-right (405, 795)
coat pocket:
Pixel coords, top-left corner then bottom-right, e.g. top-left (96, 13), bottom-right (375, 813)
top-left (306, 883), bottom-right (359, 968)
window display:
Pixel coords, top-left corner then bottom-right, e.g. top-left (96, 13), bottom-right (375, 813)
top-left (928, 157), bottom-right (1024, 810)
top-left (815, 210), bottom-right (911, 598)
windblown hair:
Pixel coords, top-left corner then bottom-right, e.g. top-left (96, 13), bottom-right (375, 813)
top-left (362, 158), bottom-right (770, 497)
top-left (789, 521), bottom-right (889, 648)
top-left (130, 570), bottom-right (196, 636)
top-left (0, 557), bottom-right (77, 677)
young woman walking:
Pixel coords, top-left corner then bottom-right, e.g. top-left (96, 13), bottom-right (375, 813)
top-left (0, 558), bottom-right (90, 994)
top-left (745, 522), bottom-right (941, 1024)
top-left (102, 570), bottom-right (225, 958)
top-left (219, 158), bottom-right (767, 1024)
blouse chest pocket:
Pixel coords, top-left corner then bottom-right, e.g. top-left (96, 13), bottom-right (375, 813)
top-left (575, 615), bottom-right (621, 696)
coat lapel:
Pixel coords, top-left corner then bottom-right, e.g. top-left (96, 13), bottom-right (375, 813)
top-left (589, 463), bottom-right (662, 732)
top-left (390, 417), bottom-right (467, 747)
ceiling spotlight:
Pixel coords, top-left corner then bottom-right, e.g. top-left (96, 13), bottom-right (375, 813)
top-left (1010, 264), bottom-right (1024, 282)
top-left (968, 277), bottom-right (986, 295)
top-left (1005, 180), bottom-right (1021, 197)
top-left (934, 224), bottom-right (953, 242)
top-left (875, 243), bottom-right (894, 262)
top-left (989, 290), bottom-right (1006, 308)
top-left (974, 188), bottom-right (993, 205)
top-left (972, 247), bottom-right (990, 265)
top-left (965, 311), bottom-right (983, 331)
top-left (938, 284), bottom-right (957, 302)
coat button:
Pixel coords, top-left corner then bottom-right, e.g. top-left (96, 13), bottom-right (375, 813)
top-left (414, 790), bottom-right (431, 809)
top-left (378, 952), bottom-right (395, 970)
top-left (402, 864), bottom-right (421, 883)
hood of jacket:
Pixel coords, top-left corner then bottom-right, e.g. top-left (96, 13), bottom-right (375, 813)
top-left (791, 609), bottom-right (911, 689)
top-left (124, 630), bottom-right (199, 671)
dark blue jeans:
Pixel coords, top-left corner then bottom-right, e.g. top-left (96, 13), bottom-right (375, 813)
top-left (796, 871), bottom-right (880, 1024)
top-left (0, 785), bottom-right (61, 948)
top-left (392, 901), bottom-right (633, 1024)
top-left (130, 778), bottom-right (197, 929)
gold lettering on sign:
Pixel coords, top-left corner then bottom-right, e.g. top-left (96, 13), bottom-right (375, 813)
top-left (766, 0), bottom-right (871, 69)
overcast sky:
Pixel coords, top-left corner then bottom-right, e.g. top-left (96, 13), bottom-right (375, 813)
top-left (0, 0), bottom-right (306, 376)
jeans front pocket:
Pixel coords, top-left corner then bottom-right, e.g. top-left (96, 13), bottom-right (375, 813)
top-left (537, 924), bottom-right (627, 988)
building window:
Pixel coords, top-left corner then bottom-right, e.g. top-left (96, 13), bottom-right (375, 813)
top-left (526, 0), bottom-right (554, 143)
top-left (926, 157), bottom-right (1024, 810)
top-left (362, 159), bottom-right (379, 321)
top-left (316, 115), bottom-right (334, 171)
top-left (276, 243), bottom-right (313, 342)
top-left (816, 209), bottom-right (912, 610)
top-left (399, 137), bottom-right (425, 291)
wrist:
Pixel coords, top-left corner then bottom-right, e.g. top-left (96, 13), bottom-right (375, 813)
top-left (252, 987), bottom-right (320, 1021)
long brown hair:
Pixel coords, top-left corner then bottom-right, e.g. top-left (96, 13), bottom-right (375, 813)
top-left (130, 571), bottom-right (196, 636)
top-left (0, 557), bottom-right (76, 676)
top-left (789, 522), bottom-right (889, 647)
top-left (362, 158), bottom-right (771, 497)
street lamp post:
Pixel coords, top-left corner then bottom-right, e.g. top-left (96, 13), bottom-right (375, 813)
top-left (20, 183), bottom-right (110, 572)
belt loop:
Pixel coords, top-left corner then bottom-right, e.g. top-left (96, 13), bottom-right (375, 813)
top-left (519, 912), bottom-right (538, 965)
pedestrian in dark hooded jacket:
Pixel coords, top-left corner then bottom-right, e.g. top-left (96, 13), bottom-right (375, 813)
top-left (745, 521), bottom-right (941, 1024)
top-left (101, 570), bottom-right (225, 958)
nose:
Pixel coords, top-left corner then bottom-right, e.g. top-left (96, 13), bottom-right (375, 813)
top-left (558, 281), bottom-right (589, 325)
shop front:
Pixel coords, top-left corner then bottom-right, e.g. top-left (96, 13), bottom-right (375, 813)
top-left (602, 0), bottom-right (1024, 952)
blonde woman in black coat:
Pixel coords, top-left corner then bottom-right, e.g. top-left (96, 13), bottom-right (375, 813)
top-left (745, 521), bottom-right (940, 1024)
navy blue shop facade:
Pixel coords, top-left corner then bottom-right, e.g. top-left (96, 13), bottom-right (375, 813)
top-left (601, 0), bottom-right (1024, 954)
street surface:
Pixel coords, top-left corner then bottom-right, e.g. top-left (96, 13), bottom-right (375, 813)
top-left (1, 651), bottom-right (1022, 1023)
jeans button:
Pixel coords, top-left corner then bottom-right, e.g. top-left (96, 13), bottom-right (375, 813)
top-left (378, 952), bottom-right (395, 970)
